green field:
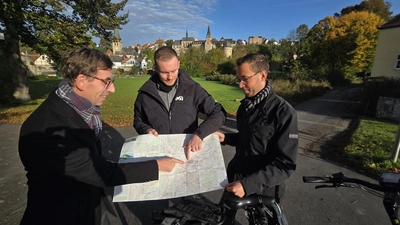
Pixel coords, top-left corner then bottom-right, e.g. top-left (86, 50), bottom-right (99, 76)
top-left (0, 76), bottom-right (244, 126)
top-left (101, 77), bottom-right (243, 126)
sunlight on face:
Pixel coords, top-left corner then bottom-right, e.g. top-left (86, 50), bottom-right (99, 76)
top-left (84, 69), bottom-right (115, 106)
top-left (236, 63), bottom-right (265, 98)
top-left (156, 57), bottom-right (180, 86)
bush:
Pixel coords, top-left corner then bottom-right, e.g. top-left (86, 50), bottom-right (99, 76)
top-left (326, 70), bottom-right (351, 86)
top-left (268, 71), bottom-right (288, 80)
top-left (220, 75), bottom-right (236, 85)
top-left (205, 75), bottom-right (220, 81)
top-left (272, 79), bottom-right (332, 106)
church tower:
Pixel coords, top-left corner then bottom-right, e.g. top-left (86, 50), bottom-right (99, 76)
top-left (112, 29), bottom-right (123, 55)
top-left (204, 25), bottom-right (213, 53)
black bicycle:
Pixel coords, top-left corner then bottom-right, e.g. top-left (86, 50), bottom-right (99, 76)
top-left (303, 172), bottom-right (400, 225)
top-left (152, 191), bottom-right (288, 225)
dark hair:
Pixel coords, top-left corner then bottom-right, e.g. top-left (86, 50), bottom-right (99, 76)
top-left (60, 46), bottom-right (113, 86)
top-left (154, 46), bottom-right (178, 70)
top-left (236, 53), bottom-right (270, 73)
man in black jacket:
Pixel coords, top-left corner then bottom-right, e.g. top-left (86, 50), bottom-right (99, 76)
top-left (215, 53), bottom-right (298, 224)
top-left (133, 46), bottom-right (226, 160)
top-left (18, 47), bottom-right (183, 225)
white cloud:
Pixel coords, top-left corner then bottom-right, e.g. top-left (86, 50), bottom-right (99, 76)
top-left (115, 0), bottom-right (217, 46)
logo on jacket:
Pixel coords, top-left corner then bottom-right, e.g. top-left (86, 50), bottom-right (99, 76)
top-left (175, 96), bottom-right (184, 101)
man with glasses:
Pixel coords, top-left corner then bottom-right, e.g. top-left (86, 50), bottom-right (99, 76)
top-left (133, 46), bottom-right (226, 160)
top-left (215, 53), bottom-right (298, 224)
top-left (18, 46), bottom-right (183, 225)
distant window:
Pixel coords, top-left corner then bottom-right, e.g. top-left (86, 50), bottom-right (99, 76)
top-left (396, 55), bottom-right (400, 70)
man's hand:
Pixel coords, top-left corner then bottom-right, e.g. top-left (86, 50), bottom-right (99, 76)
top-left (213, 131), bottom-right (225, 142)
top-left (183, 134), bottom-right (202, 160)
top-left (225, 181), bottom-right (245, 198)
top-left (146, 128), bottom-right (158, 136)
top-left (156, 157), bottom-right (184, 172)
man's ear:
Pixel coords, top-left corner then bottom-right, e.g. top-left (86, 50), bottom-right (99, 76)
top-left (74, 74), bottom-right (87, 90)
top-left (261, 70), bottom-right (268, 81)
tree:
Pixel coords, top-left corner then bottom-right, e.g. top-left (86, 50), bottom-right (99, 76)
top-left (258, 45), bottom-right (272, 60)
top-left (295, 24), bottom-right (309, 42)
top-left (0, 0), bottom-right (128, 102)
top-left (308, 11), bottom-right (383, 83)
top-left (231, 44), bottom-right (259, 62)
top-left (165, 39), bottom-right (174, 47)
top-left (130, 66), bottom-right (139, 76)
top-left (294, 24), bottom-right (312, 69)
top-left (179, 47), bottom-right (206, 77)
top-left (207, 48), bottom-right (226, 67)
top-left (287, 29), bottom-right (296, 42)
top-left (99, 38), bottom-right (108, 47)
top-left (337, 0), bottom-right (392, 21)
top-left (142, 47), bottom-right (155, 70)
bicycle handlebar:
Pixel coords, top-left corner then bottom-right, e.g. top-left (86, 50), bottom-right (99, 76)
top-left (303, 172), bottom-right (384, 192)
top-left (303, 172), bottom-right (400, 225)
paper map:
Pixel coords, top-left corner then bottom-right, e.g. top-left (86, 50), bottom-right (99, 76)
top-left (112, 134), bottom-right (228, 202)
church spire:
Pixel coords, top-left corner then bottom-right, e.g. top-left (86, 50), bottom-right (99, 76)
top-left (206, 25), bottom-right (211, 38)
top-left (114, 28), bottom-right (121, 40)
top-left (186, 29), bottom-right (188, 38)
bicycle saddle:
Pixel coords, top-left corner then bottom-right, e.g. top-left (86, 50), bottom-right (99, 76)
top-left (222, 191), bottom-right (276, 210)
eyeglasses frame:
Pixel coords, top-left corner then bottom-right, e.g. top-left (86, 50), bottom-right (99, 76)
top-left (235, 71), bottom-right (260, 84)
top-left (86, 75), bottom-right (115, 89)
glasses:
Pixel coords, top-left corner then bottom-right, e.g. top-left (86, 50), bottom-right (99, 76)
top-left (235, 71), bottom-right (260, 84)
top-left (86, 75), bottom-right (115, 89)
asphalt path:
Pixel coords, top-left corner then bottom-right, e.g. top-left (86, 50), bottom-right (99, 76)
top-left (0, 85), bottom-right (391, 224)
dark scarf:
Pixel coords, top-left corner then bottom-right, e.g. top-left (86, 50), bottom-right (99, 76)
top-left (241, 80), bottom-right (272, 114)
top-left (55, 80), bottom-right (102, 138)
top-left (155, 75), bottom-right (179, 93)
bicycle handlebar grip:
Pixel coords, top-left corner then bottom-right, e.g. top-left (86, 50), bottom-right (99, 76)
top-left (303, 176), bottom-right (331, 183)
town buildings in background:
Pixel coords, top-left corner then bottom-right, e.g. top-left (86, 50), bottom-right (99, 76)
top-left (107, 25), bottom-right (277, 71)
top-left (20, 25), bottom-right (277, 75)
top-left (21, 53), bottom-right (56, 76)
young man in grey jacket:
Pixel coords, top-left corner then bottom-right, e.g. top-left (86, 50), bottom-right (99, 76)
top-left (133, 46), bottom-right (226, 160)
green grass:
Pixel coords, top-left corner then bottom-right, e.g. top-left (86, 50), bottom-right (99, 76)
top-left (343, 116), bottom-right (400, 178)
top-left (102, 77), bottom-right (244, 126)
top-left (4, 75), bottom-right (398, 178)
top-left (0, 76), bottom-right (331, 126)
top-left (0, 76), bottom-right (245, 126)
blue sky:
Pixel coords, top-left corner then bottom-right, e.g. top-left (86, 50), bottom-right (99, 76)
top-left (108, 0), bottom-right (400, 47)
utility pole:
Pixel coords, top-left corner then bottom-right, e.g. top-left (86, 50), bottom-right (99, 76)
top-left (391, 123), bottom-right (400, 163)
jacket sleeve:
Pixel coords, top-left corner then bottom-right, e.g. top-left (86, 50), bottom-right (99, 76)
top-left (222, 132), bottom-right (239, 146)
top-left (19, 125), bottom-right (159, 188)
top-left (192, 83), bottom-right (226, 139)
top-left (133, 92), bottom-right (152, 134)
top-left (241, 105), bottom-right (298, 196)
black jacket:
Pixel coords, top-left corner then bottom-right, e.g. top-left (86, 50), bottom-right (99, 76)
top-left (133, 69), bottom-right (226, 139)
top-left (18, 90), bottom-right (159, 225)
top-left (224, 88), bottom-right (298, 202)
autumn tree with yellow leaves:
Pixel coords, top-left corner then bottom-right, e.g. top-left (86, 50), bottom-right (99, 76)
top-left (307, 11), bottom-right (384, 84)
